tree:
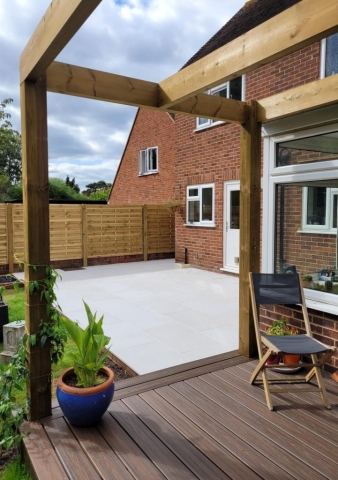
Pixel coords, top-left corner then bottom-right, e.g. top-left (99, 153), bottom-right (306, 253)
top-left (6, 178), bottom-right (88, 202)
top-left (65, 175), bottom-right (80, 193)
top-left (0, 99), bottom-right (22, 184)
top-left (83, 181), bottom-right (111, 195)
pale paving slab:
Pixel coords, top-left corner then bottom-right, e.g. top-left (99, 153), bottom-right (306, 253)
top-left (17, 259), bottom-right (239, 375)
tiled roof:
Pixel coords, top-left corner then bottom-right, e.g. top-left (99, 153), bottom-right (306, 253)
top-left (182, 0), bottom-right (302, 68)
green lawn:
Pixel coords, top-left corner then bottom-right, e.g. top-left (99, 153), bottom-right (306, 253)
top-left (0, 287), bottom-right (77, 402)
top-left (0, 458), bottom-right (32, 480)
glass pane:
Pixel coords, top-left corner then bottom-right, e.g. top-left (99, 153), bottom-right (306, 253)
top-left (333, 195), bottom-right (338, 229)
top-left (188, 201), bottom-right (200, 222)
top-left (229, 77), bottom-right (242, 100)
top-left (197, 117), bottom-right (209, 126)
top-left (307, 187), bottom-right (326, 225)
top-left (230, 190), bottom-right (240, 229)
top-left (148, 148), bottom-right (157, 170)
top-left (325, 33), bottom-right (338, 77)
top-left (275, 184), bottom-right (338, 295)
top-left (188, 188), bottom-right (198, 197)
top-left (213, 86), bottom-right (228, 98)
top-left (201, 187), bottom-right (213, 221)
top-left (276, 131), bottom-right (338, 167)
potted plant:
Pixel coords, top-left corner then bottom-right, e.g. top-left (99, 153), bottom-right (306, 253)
top-left (266, 316), bottom-right (300, 365)
top-left (301, 274), bottom-right (313, 288)
top-left (56, 301), bottom-right (115, 427)
top-left (163, 198), bottom-right (182, 213)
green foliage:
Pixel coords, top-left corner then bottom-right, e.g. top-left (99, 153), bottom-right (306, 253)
top-left (1, 457), bottom-right (32, 480)
top-left (62, 302), bottom-right (110, 388)
top-left (0, 340), bottom-right (29, 451)
top-left (88, 189), bottom-right (109, 201)
top-left (6, 182), bottom-right (23, 201)
top-left (48, 178), bottom-right (87, 201)
top-left (266, 316), bottom-right (298, 336)
top-left (65, 175), bottom-right (80, 193)
top-left (0, 99), bottom-right (22, 185)
top-left (3, 289), bottom-right (25, 322)
top-left (0, 261), bottom-right (68, 453)
top-left (5, 177), bottom-right (89, 202)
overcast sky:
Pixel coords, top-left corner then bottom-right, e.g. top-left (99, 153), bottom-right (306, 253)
top-left (0, 0), bottom-right (244, 190)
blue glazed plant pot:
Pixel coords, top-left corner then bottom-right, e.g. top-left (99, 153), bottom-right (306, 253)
top-left (56, 366), bottom-right (115, 427)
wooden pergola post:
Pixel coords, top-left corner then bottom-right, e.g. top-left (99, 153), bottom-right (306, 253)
top-left (21, 79), bottom-right (51, 420)
top-left (239, 100), bottom-right (261, 357)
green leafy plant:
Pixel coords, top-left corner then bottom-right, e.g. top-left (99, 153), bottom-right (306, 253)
top-left (62, 302), bottom-right (111, 388)
top-left (266, 316), bottom-right (298, 336)
top-left (0, 261), bottom-right (67, 453)
top-left (301, 274), bottom-right (313, 282)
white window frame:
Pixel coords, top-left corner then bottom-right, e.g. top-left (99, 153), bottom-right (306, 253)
top-left (301, 187), bottom-right (338, 233)
top-left (320, 33), bottom-right (338, 78)
top-left (196, 76), bottom-right (246, 130)
top-left (186, 183), bottom-right (215, 226)
top-left (262, 122), bottom-right (338, 311)
top-left (138, 146), bottom-right (158, 175)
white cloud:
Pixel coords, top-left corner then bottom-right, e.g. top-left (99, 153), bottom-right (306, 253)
top-left (0, 0), bottom-right (244, 188)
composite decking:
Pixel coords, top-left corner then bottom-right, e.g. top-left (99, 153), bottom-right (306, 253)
top-left (23, 351), bottom-right (338, 480)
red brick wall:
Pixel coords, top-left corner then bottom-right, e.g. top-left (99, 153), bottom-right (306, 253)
top-left (175, 44), bottom-right (321, 272)
top-left (109, 109), bottom-right (176, 205)
top-left (260, 304), bottom-right (338, 370)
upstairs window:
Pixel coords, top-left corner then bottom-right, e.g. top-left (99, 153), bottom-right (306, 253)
top-left (138, 147), bottom-right (158, 175)
top-left (187, 184), bottom-right (215, 226)
top-left (321, 33), bottom-right (338, 78)
top-left (196, 76), bottom-right (245, 129)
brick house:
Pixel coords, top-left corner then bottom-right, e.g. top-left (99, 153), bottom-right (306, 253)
top-left (110, 0), bottom-right (338, 367)
top-left (108, 108), bottom-right (176, 205)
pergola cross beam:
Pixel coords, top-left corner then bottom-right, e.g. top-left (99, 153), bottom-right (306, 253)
top-left (158, 0), bottom-right (338, 108)
top-left (46, 61), bottom-right (248, 124)
top-left (20, 0), bottom-right (102, 84)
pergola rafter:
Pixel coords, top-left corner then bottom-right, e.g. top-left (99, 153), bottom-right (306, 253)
top-left (20, 0), bottom-right (338, 419)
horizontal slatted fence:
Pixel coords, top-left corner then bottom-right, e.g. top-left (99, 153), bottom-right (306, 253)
top-left (0, 204), bottom-right (175, 270)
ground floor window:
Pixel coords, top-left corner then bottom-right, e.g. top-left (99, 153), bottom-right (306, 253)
top-left (187, 184), bottom-right (214, 226)
top-left (263, 122), bottom-right (338, 308)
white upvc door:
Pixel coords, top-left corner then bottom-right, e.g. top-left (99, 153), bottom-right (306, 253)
top-left (223, 181), bottom-right (240, 273)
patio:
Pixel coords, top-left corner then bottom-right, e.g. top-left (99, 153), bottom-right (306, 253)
top-left (53, 259), bottom-right (239, 375)
top-left (23, 353), bottom-right (338, 479)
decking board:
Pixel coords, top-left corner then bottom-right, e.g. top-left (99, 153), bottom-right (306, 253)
top-left (23, 356), bottom-right (338, 480)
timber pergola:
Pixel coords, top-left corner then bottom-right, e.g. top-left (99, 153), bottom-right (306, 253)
top-left (20, 0), bottom-right (338, 420)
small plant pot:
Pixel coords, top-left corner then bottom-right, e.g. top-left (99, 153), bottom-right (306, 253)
top-left (282, 354), bottom-right (301, 365)
top-left (57, 366), bottom-right (115, 427)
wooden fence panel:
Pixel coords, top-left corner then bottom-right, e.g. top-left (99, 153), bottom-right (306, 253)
top-left (0, 205), bottom-right (7, 265)
top-left (12, 204), bottom-right (24, 262)
top-left (0, 204), bottom-right (175, 268)
top-left (50, 205), bottom-right (83, 261)
top-left (86, 205), bottom-right (143, 258)
top-left (147, 205), bottom-right (175, 254)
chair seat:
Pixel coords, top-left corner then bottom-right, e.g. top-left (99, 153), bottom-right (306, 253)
top-left (264, 334), bottom-right (329, 355)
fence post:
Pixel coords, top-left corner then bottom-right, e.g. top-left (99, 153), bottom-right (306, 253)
top-left (82, 204), bottom-right (88, 267)
top-left (142, 204), bottom-right (148, 261)
top-left (6, 204), bottom-right (14, 273)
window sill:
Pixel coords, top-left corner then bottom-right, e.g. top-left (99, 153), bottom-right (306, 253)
top-left (306, 298), bottom-right (338, 316)
top-left (194, 121), bottom-right (225, 133)
top-left (138, 172), bottom-right (158, 177)
top-left (297, 229), bottom-right (337, 235)
top-left (184, 223), bottom-right (215, 228)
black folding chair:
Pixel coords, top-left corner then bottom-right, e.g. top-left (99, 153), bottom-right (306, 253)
top-left (249, 272), bottom-right (335, 410)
